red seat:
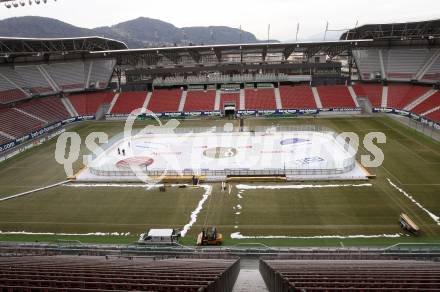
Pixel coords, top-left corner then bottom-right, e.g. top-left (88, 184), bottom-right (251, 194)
top-left (69, 92), bottom-right (115, 115)
top-left (147, 89), bottom-right (182, 113)
top-left (317, 85), bottom-right (356, 108)
top-left (279, 85), bottom-right (316, 109)
top-left (245, 88), bottom-right (277, 110)
top-left (352, 84), bottom-right (383, 107)
top-left (184, 90), bottom-right (216, 111)
top-left (111, 91), bottom-right (147, 114)
top-left (412, 91), bottom-right (440, 114)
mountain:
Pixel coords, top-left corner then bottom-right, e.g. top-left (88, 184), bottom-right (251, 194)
top-left (0, 16), bottom-right (276, 48)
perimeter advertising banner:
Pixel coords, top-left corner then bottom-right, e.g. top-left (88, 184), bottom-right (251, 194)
top-left (0, 116), bottom-right (94, 154)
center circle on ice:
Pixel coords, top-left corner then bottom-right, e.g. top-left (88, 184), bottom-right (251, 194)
top-left (203, 147), bottom-right (237, 159)
top-left (116, 157), bottom-right (154, 169)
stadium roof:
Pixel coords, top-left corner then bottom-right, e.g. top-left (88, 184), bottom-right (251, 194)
top-left (0, 36), bottom-right (128, 56)
top-left (341, 19), bottom-right (440, 41)
top-left (91, 39), bottom-right (373, 61)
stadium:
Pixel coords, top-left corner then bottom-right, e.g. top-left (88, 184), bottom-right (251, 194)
top-left (0, 1), bottom-right (440, 290)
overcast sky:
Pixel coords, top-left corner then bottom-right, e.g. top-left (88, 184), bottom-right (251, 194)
top-left (1, 0), bottom-right (439, 41)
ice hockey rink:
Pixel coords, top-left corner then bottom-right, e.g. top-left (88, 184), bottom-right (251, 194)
top-left (77, 130), bottom-right (369, 182)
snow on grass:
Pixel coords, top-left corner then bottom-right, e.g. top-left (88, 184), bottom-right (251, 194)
top-left (180, 185), bottom-right (212, 237)
top-left (236, 183), bottom-right (372, 190)
top-left (387, 178), bottom-right (440, 225)
top-left (230, 232), bottom-right (403, 239)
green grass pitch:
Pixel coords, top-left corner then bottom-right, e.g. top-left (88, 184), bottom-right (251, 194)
top-left (0, 115), bottom-right (439, 247)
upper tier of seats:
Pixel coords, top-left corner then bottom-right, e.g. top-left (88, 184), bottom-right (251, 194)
top-left (279, 85), bottom-right (316, 109)
top-left (42, 62), bottom-right (86, 91)
top-left (352, 83), bottom-right (383, 107)
top-left (261, 259), bottom-right (440, 291)
top-left (245, 88), bottom-right (277, 110)
top-left (317, 85), bottom-right (356, 108)
top-left (387, 84), bottom-right (431, 108)
top-left (0, 256), bottom-right (239, 292)
top-left (16, 96), bottom-right (70, 124)
top-left (69, 92), bottom-right (115, 116)
top-left (111, 91), bottom-right (147, 114)
top-left (184, 90), bottom-right (216, 112)
top-left (147, 89), bottom-right (182, 113)
top-left (353, 48), bottom-right (440, 82)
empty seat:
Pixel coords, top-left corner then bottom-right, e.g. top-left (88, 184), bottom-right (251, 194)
top-left (352, 83), bottom-right (383, 107)
top-left (111, 91), bottom-right (147, 114)
top-left (184, 90), bottom-right (216, 111)
top-left (69, 92), bottom-right (115, 116)
top-left (17, 96), bottom-right (70, 124)
top-left (147, 89), bottom-right (182, 113)
top-left (412, 91), bottom-right (440, 114)
top-left (245, 88), bottom-right (277, 110)
top-left (220, 92), bottom-right (240, 110)
top-left (279, 85), bottom-right (317, 109)
top-left (317, 85), bottom-right (356, 108)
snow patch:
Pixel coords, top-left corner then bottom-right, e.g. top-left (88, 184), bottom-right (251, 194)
top-left (236, 183), bottom-right (372, 190)
top-left (180, 185), bottom-right (212, 237)
top-left (237, 193), bottom-right (243, 199)
top-left (236, 204), bottom-right (242, 210)
top-left (235, 212), bottom-right (241, 215)
top-left (387, 178), bottom-right (440, 225)
top-left (230, 232), bottom-right (401, 239)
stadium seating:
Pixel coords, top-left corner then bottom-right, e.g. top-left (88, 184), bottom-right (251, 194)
top-left (426, 109), bottom-right (440, 122)
top-left (279, 85), bottom-right (317, 109)
top-left (69, 91), bottom-right (115, 116)
top-left (411, 91), bottom-right (440, 114)
top-left (0, 256), bottom-right (239, 292)
top-left (0, 88), bottom-right (27, 104)
top-left (147, 89), bottom-right (182, 113)
top-left (352, 83), bottom-right (383, 107)
top-left (383, 49), bottom-right (433, 80)
top-left (316, 85), bottom-right (356, 108)
top-left (422, 57), bottom-right (440, 81)
top-left (260, 259), bottom-right (440, 291)
top-left (14, 65), bottom-right (53, 95)
top-left (87, 59), bottom-right (116, 90)
top-left (111, 91), bottom-right (147, 114)
top-left (16, 96), bottom-right (70, 124)
top-left (43, 62), bottom-right (86, 91)
top-left (220, 92), bottom-right (241, 110)
top-left (245, 88), bottom-right (277, 110)
top-left (0, 108), bottom-right (43, 139)
top-left (183, 90), bottom-right (216, 111)
top-left (387, 84), bottom-right (431, 109)
top-left (352, 49), bottom-right (381, 80)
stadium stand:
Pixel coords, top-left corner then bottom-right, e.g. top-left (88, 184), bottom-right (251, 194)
top-left (87, 59), bottom-right (117, 90)
top-left (352, 83), bottom-right (383, 107)
top-left (383, 49), bottom-right (433, 80)
top-left (16, 96), bottom-right (70, 124)
top-left (43, 62), bottom-right (86, 91)
top-left (111, 91), bottom-right (147, 114)
top-left (244, 88), bottom-right (277, 110)
top-left (422, 56), bottom-right (440, 81)
top-left (219, 91), bottom-right (241, 110)
top-left (387, 84), bottom-right (431, 109)
top-left (411, 91), bottom-right (440, 114)
top-left (147, 89), bottom-right (182, 113)
top-left (260, 259), bottom-right (440, 291)
top-left (0, 108), bottom-right (43, 139)
top-left (316, 85), bottom-right (356, 108)
top-left (14, 65), bottom-right (54, 95)
top-left (426, 109), bottom-right (440, 122)
top-left (352, 49), bottom-right (382, 81)
top-left (279, 85), bottom-right (317, 109)
top-left (69, 91), bottom-right (115, 116)
top-left (183, 90), bottom-right (216, 112)
top-left (0, 73), bottom-right (28, 104)
top-left (0, 256), bottom-right (239, 292)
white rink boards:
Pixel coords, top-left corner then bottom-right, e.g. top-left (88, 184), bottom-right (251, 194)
top-left (86, 131), bottom-right (358, 179)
